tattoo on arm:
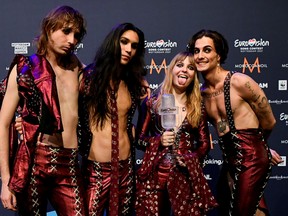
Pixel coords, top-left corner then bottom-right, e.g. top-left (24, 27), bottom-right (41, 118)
top-left (244, 81), bottom-right (272, 118)
top-left (258, 96), bottom-right (269, 109)
top-left (244, 81), bottom-right (260, 102)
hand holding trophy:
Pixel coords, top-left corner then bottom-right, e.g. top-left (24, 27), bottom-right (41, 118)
top-left (159, 93), bottom-right (178, 164)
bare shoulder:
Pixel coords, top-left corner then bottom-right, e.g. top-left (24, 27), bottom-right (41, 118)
top-left (230, 72), bottom-right (256, 86)
top-left (231, 72), bottom-right (265, 103)
top-left (231, 73), bottom-right (260, 92)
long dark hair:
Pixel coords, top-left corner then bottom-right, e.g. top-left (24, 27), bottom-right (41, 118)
top-left (88, 23), bottom-right (146, 129)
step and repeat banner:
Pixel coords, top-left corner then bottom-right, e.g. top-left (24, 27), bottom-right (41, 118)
top-left (0, 0), bottom-right (287, 215)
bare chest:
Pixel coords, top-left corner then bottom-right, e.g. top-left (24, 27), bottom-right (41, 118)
top-left (115, 82), bottom-right (132, 116)
top-left (203, 87), bottom-right (243, 124)
top-left (54, 68), bottom-right (79, 103)
top-left (204, 95), bottom-right (226, 121)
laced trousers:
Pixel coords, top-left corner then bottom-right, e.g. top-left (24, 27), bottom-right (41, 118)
top-left (82, 157), bottom-right (133, 216)
top-left (16, 143), bottom-right (87, 216)
top-left (218, 129), bottom-right (271, 216)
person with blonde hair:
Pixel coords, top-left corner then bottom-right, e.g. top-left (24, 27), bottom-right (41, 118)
top-left (135, 51), bottom-right (217, 215)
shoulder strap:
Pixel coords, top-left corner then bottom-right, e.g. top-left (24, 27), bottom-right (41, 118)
top-left (223, 71), bottom-right (237, 131)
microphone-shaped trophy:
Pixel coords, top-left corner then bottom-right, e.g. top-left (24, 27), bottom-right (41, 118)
top-left (159, 93), bottom-right (178, 130)
top-left (159, 93), bottom-right (178, 164)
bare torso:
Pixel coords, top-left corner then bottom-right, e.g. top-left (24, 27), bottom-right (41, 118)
top-left (202, 71), bottom-right (260, 136)
top-left (38, 56), bottom-right (80, 149)
top-left (88, 81), bottom-right (132, 162)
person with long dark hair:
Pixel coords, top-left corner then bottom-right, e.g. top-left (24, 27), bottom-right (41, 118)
top-left (78, 22), bottom-right (148, 215)
top-left (0, 5), bottom-right (87, 215)
top-left (135, 51), bottom-right (218, 215)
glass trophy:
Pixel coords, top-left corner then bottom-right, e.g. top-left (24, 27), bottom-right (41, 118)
top-left (159, 93), bottom-right (178, 165)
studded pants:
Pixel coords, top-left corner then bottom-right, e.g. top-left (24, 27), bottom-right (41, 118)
top-left (16, 143), bottom-right (87, 216)
top-left (218, 129), bottom-right (271, 216)
top-left (82, 157), bottom-right (133, 216)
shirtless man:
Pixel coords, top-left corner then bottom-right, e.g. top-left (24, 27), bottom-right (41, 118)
top-left (0, 6), bottom-right (87, 215)
top-left (78, 23), bottom-right (147, 215)
top-left (188, 29), bottom-right (282, 216)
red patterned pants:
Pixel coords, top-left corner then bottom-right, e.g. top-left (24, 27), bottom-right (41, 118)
top-left (82, 157), bottom-right (133, 216)
top-left (16, 143), bottom-right (87, 216)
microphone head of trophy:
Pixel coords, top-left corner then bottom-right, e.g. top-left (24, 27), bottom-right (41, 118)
top-left (159, 93), bottom-right (178, 130)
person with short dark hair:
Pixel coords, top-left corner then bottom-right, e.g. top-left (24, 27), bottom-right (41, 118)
top-left (188, 29), bottom-right (282, 216)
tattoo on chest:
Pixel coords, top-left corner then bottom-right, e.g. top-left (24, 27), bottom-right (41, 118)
top-left (217, 119), bottom-right (227, 133)
top-left (203, 88), bottom-right (224, 98)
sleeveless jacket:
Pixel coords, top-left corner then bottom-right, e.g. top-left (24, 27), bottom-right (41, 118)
top-left (0, 54), bottom-right (63, 192)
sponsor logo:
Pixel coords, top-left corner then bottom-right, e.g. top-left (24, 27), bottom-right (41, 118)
top-left (74, 43), bottom-right (84, 54)
top-left (235, 57), bottom-right (267, 73)
top-left (278, 156), bottom-right (286, 167)
top-left (145, 58), bottom-right (168, 74)
top-left (11, 42), bottom-right (30, 54)
top-left (268, 100), bottom-right (288, 105)
top-left (281, 64), bottom-right (288, 68)
top-left (270, 175), bottom-right (288, 180)
top-left (258, 83), bottom-right (268, 88)
top-left (278, 80), bottom-right (287, 90)
top-left (281, 140), bottom-right (288, 144)
top-left (280, 112), bottom-right (288, 126)
top-left (234, 38), bottom-right (269, 53)
top-left (204, 158), bottom-right (223, 166)
top-left (145, 39), bottom-right (177, 54)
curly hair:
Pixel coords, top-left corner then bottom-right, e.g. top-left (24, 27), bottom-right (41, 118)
top-left (187, 29), bottom-right (229, 65)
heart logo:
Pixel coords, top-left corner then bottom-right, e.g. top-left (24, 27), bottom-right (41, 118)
top-left (156, 39), bottom-right (164, 47)
top-left (248, 38), bottom-right (256, 46)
